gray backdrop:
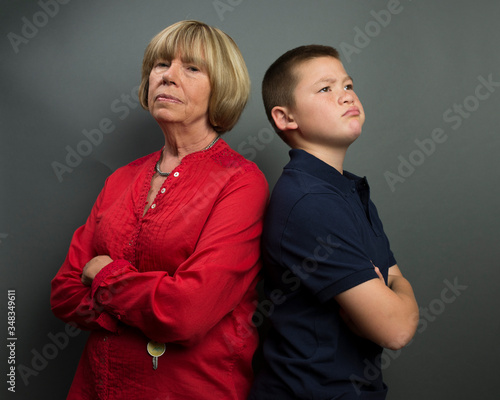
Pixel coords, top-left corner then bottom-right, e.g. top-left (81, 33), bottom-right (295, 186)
top-left (1, 0), bottom-right (499, 399)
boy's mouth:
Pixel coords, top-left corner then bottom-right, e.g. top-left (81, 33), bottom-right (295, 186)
top-left (342, 107), bottom-right (360, 117)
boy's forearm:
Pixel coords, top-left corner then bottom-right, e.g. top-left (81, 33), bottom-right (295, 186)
top-left (387, 266), bottom-right (419, 324)
top-left (386, 274), bottom-right (419, 347)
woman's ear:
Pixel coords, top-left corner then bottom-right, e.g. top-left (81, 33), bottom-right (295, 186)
top-left (271, 106), bottom-right (298, 132)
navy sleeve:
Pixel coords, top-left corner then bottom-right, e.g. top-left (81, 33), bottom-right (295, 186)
top-left (279, 192), bottom-right (381, 303)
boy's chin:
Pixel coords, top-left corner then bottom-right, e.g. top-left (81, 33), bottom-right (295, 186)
top-left (348, 119), bottom-right (364, 135)
top-left (342, 126), bottom-right (363, 144)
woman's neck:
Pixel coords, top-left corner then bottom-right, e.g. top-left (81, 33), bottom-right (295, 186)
top-left (157, 123), bottom-right (219, 173)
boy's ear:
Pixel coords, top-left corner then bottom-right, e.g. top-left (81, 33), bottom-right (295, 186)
top-left (271, 106), bottom-right (298, 132)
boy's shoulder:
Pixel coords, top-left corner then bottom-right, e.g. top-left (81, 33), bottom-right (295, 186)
top-left (266, 149), bottom-right (367, 235)
top-left (266, 152), bottom-right (353, 230)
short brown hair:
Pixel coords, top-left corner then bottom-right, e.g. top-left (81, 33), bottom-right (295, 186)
top-left (262, 45), bottom-right (340, 135)
top-left (139, 20), bottom-right (250, 133)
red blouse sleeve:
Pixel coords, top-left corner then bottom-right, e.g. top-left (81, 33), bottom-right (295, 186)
top-left (50, 179), bottom-right (119, 332)
top-left (89, 169), bottom-right (268, 345)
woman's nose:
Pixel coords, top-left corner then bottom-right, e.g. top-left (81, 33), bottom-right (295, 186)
top-left (162, 63), bottom-right (179, 85)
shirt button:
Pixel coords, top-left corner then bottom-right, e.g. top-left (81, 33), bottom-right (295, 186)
top-left (151, 204), bottom-right (156, 209)
top-left (351, 188), bottom-right (356, 193)
top-left (160, 188), bottom-right (166, 194)
top-left (173, 172), bottom-right (180, 177)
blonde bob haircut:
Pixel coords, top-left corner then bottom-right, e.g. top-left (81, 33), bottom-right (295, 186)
top-left (139, 20), bottom-right (250, 134)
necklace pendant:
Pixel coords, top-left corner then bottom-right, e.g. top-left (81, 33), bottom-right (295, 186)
top-left (155, 161), bottom-right (170, 177)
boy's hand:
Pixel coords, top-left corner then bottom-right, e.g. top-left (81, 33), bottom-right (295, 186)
top-left (387, 264), bottom-right (406, 289)
top-left (388, 273), bottom-right (403, 289)
top-left (335, 263), bottom-right (418, 349)
top-left (373, 265), bottom-right (384, 282)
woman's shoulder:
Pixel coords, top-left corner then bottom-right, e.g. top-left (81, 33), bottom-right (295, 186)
top-left (205, 140), bottom-right (268, 193)
top-left (211, 139), bottom-right (262, 174)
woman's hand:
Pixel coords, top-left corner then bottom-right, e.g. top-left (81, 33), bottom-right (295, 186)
top-left (81, 255), bottom-right (113, 286)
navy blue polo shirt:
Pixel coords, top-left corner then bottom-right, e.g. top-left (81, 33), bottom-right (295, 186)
top-left (250, 149), bottom-right (396, 400)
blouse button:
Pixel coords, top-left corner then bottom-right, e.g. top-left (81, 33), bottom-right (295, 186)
top-left (160, 188), bottom-right (166, 194)
top-left (151, 204), bottom-right (156, 209)
top-left (173, 172), bottom-right (180, 177)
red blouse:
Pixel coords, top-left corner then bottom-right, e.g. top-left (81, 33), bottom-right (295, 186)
top-left (50, 139), bottom-right (269, 400)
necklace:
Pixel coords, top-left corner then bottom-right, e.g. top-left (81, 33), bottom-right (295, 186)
top-left (155, 135), bottom-right (220, 177)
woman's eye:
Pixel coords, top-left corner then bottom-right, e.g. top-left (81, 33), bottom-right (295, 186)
top-left (155, 62), bottom-right (169, 69)
top-left (188, 66), bottom-right (199, 72)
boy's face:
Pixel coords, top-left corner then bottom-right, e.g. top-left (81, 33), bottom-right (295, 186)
top-left (288, 56), bottom-right (365, 148)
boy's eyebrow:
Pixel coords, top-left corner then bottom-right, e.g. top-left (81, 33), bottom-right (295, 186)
top-left (313, 75), bottom-right (354, 86)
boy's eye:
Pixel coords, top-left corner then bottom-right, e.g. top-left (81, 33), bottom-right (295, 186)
top-left (319, 86), bottom-right (330, 93)
top-left (344, 84), bottom-right (354, 91)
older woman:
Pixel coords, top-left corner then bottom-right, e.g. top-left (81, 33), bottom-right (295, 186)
top-left (51, 20), bottom-right (268, 399)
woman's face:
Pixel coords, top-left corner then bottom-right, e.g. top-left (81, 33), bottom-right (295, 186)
top-left (147, 55), bottom-right (212, 130)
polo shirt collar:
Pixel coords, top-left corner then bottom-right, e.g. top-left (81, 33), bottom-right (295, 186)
top-left (286, 149), bottom-right (368, 195)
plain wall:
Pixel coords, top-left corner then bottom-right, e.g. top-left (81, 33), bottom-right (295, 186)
top-left (1, 0), bottom-right (499, 398)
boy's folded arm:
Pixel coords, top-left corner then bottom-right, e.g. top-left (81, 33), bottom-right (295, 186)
top-left (335, 264), bottom-right (419, 350)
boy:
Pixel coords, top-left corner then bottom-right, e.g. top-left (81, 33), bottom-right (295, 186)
top-left (249, 45), bottom-right (418, 399)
